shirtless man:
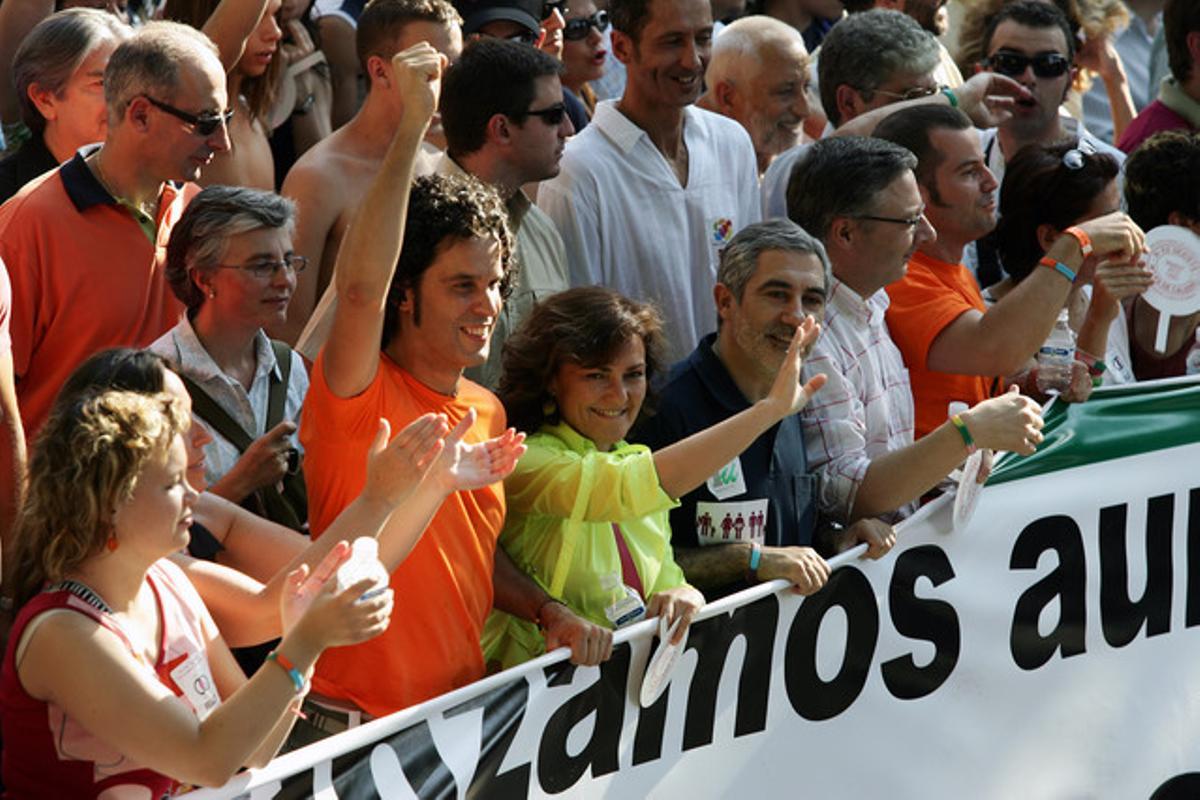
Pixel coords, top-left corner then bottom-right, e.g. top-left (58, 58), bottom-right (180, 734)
top-left (276, 0), bottom-right (462, 347)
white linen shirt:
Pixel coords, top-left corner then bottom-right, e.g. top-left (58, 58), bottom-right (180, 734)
top-left (800, 276), bottom-right (916, 524)
top-left (538, 101), bottom-right (761, 363)
top-left (150, 316), bottom-right (308, 489)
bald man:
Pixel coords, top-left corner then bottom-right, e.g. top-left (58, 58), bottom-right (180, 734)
top-left (697, 16), bottom-right (810, 175)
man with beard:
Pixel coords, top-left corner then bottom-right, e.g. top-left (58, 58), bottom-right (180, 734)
top-left (538, 0), bottom-right (761, 364)
top-left (787, 136), bottom-right (1049, 525)
top-left (635, 219), bottom-right (896, 600)
top-left (696, 15), bottom-right (811, 176)
top-left (437, 38), bottom-right (573, 388)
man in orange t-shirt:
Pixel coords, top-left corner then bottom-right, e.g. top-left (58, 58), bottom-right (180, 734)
top-left (0, 23), bottom-right (228, 549)
top-left (876, 105), bottom-right (1087, 438)
top-left (298, 45), bottom-right (608, 725)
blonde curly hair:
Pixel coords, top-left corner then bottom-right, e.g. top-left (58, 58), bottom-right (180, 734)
top-left (956, 0), bottom-right (1129, 92)
top-left (8, 390), bottom-right (188, 610)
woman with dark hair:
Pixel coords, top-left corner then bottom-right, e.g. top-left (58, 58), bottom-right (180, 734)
top-left (481, 286), bottom-right (827, 669)
top-left (988, 139), bottom-right (1153, 396)
top-left (559, 0), bottom-right (608, 123)
top-left (0, 387), bottom-right (391, 795)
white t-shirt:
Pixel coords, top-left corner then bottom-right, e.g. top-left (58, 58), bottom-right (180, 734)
top-left (538, 101), bottom-right (762, 363)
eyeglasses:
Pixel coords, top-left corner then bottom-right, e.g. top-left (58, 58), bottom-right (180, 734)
top-left (517, 102), bottom-right (567, 125)
top-left (215, 254), bottom-right (308, 280)
top-left (542, 0), bottom-right (565, 18)
top-left (1061, 138), bottom-right (1097, 170)
top-left (983, 51), bottom-right (1071, 79)
top-left (855, 212), bottom-right (925, 231)
top-left (564, 10), bottom-right (609, 40)
top-left (143, 95), bottom-right (234, 136)
top-left (867, 85), bottom-right (939, 102)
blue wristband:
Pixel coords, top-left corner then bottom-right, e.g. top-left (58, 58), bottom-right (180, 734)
top-left (747, 542), bottom-right (762, 580)
top-left (1039, 256), bottom-right (1076, 284)
top-left (267, 650), bottom-right (306, 694)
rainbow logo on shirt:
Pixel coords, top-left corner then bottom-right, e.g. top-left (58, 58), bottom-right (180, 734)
top-left (711, 218), bottom-right (734, 245)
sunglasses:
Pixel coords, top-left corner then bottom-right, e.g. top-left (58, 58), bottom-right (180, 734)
top-left (984, 51), bottom-right (1071, 79)
top-left (563, 10), bottom-right (609, 40)
top-left (542, 0), bottom-right (565, 18)
top-left (1061, 138), bottom-right (1097, 170)
top-left (518, 102), bottom-right (567, 125)
top-left (143, 95), bottom-right (234, 136)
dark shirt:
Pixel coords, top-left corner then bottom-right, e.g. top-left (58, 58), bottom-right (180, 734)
top-left (0, 134), bottom-right (59, 205)
top-left (563, 88), bottom-right (589, 134)
top-left (635, 334), bottom-right (817, 595)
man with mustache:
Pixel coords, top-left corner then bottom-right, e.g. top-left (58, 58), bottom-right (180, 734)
top-left (538, 0), bottom-right (761, 364)
top-left (788, 136), bottom-right (1049, 525)
top-left (436, 38), bottom-right (572, 389)
top-left (696, 15), bottom-right (811, 177)
top-left (636, 219), bottom-right (896, 600)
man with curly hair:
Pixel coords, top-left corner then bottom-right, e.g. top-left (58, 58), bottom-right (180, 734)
top-left (298, 43), bottom-right (607, 735)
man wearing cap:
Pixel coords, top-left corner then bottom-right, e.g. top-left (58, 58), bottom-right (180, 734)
top-left (538, 0), bottom-right (761, 364)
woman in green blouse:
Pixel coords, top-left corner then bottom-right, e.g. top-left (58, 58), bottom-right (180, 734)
top-left (482, 287), bottom-right (826, 669)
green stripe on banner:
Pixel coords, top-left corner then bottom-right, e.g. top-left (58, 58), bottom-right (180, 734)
top-left (988, 378), bottom-right (1200, 486)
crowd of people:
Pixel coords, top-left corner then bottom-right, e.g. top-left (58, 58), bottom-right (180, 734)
top-left (0, 0), bottom-right (1196, 792)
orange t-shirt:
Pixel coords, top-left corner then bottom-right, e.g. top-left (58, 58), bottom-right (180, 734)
top-left (0, 155), bottom-right (192, 438)
top-left (300, 352), bottom-right (506, 717)
top-left (885, 250), bottom-right (996, 439)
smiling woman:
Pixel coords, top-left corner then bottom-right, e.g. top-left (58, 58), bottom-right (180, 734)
top-left (149, 185), bottom-right (311, 532)
top-left (482, 286), bottom-right (825, 669)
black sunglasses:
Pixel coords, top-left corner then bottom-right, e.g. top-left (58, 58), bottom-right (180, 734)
top-left (984, 51), bottom-right (1071, 79)
top-left (542, 0), bottom-right (565, 18)
top-left (564, 10), bottom-right (609, 40)
top-left (143, 95), bottom-right (234, 136)
top-left (517, 102), bottom-right (567, 125)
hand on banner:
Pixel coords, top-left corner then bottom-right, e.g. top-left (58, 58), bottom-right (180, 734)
top-left (541, 600), bottom-right (614, 665)
top-left (845, 518), bottom-right (897, 560)
top-left (758, 546), bottom-right (831, 595)
top-left (646, 586), bottom-right (705, 644)
top-left (962, 386), bottom-right (1044, 455)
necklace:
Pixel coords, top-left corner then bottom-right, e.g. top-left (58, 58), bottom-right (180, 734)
top-left (90, 151), bottom-right (157, 220)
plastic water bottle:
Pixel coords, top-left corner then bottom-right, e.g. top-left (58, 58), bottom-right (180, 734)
top-left (336, 538), bottom-right (390, 601)
top-left (1186, 329), bottom-right (1200, 376)
top-left (1036, 309), bottom-right (1075, 395)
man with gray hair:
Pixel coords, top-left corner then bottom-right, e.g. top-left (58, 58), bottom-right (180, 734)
top-left (788, 136), bottom-right (1046, 525)
top-left (761, 8), bottom-right (1031, 219)
top-left (635, 218), bottom-right (896, 600)
top-left (0, 20), bottom-right (229, 485)
top-left (696, 15), bottom-right (811, 175)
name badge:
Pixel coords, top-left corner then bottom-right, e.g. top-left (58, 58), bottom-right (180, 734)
top-left (169, 650), bottom-right (220, 721)
top-left (694, 498), bottom-right (769, 547)
top-left (706, 456), bottom-right (747, 500)
top-left (604, 585), bottom-right (646, 629)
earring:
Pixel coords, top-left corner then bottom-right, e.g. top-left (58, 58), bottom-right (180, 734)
top-left (106, 534), bottom-right (119, 552)
top-left (208, 288), bottom-right (216, 299)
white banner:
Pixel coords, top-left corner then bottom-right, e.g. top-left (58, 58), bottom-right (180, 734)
top-left (185, 439), bottom-right (1200, 799)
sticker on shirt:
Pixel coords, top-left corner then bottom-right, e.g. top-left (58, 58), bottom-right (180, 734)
top-left (711, 217), bottom-right (734, 246)
top-left (706, 456), bottom-right (747, 500)
top-left (166, 650), bottom-right (220, 721)
top-left (695, 499), bottom-right (769, 546)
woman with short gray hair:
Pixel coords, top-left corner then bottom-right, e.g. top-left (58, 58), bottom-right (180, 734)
top-left (0, 8), bottom-right (130, 203)
top-left (150, 184), bottom-right (311, 531)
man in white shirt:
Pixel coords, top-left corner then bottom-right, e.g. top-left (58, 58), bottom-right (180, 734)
top-left (537, 0), bottom-right (760, 363)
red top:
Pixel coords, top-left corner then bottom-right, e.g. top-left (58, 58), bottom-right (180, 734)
top-left (1118, 99), bottom-right (1195, 154)
top-left (1, 561), bottom-right (215, 798)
